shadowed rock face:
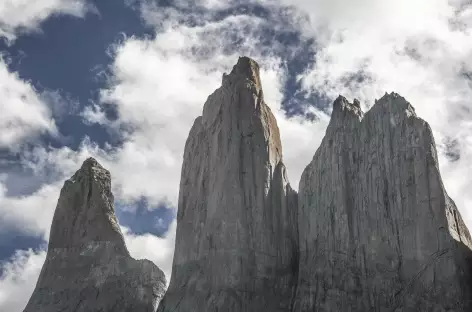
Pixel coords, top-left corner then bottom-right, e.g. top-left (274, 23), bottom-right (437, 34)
top-left (23, 158), bottom-right (166, 312)
top-left (157, 56), bottom-right (299, 312)
top-left (293, 94), bottom-right (472, 311)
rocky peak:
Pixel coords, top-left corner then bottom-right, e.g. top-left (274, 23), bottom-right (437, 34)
top-left (48, 157), bottom-right (127, 255)
top-left (370, 92), bottom-right (417, 124)
top-left (326, 95), bottom-right (363, 137)
top-left (327, 92), bottom-right (420, 137)
top-left (24, 158), bottom-right (166, 312)
top-left (223, 56), bottom-right (262, 89)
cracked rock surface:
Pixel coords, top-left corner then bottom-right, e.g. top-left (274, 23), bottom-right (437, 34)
top-left (292, 94), bottom-right (472, 311)
top-left (157, 57), bottom-right (299, 312)
top-left (23, 158), bottom-right (166, 312)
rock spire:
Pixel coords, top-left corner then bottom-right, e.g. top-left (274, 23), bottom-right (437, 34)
top-left (157, 56), bottom-right (299, 312)
top-left (24, 158), bottom-right (166, 312)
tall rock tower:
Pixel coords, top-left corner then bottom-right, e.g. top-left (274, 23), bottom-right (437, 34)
top-left (292, 94), bottom-right (472, 311)
top-left (24, 158), bottom-right (166, 312)
top-left (157, 57), bottom-right (299, 312)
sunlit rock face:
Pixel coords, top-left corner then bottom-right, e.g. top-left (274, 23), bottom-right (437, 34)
top-left (292, 94), bottom-right (472, 311)
top-left (23, 158), bottom-right (166, 312)
top-left (157, 57), bottom-right (299, 312)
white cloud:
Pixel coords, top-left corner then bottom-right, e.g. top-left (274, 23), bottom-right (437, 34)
top-left (123, 221), bottom-right (176, 282)
top-left (0, 179), bottom-right (61, 238)
top-left (0, 59), bottom-right (58, 150)
top-left (0, 0), bottom-right (92, 146)
top-left (0, 249), bottom-right (46, 312)
top-left (0, 0), bottom-right (91, 42)
top-left (263, 0), bottom-right (472, 227)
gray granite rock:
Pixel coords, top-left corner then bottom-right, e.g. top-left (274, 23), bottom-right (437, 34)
top-left (157, 57), bottom-right (299, 312)
top-left (293, 93), bottom-right (472, 311)
top-left (23, 158), bottom-right (166, 312)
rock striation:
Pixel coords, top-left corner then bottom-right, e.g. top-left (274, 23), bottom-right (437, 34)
top-left (24, 158), bottom-right (166, 312)
top-left (157, 57), bottom-right (299, 312)
top-left (293, 94), bottom-right (472, 311)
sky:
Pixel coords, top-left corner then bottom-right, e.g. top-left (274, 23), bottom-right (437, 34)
top-left (0, 0), bottom-right (471, 310)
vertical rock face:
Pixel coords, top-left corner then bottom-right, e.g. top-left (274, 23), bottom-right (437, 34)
top-left (293, 93), bottom-right (472, 311)
top-left (157, 57), bottom-right (299, 312)
top-left (24, 158), bottom-right (166, 312)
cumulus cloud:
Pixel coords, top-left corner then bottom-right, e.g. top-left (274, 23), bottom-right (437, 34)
top-left (0, 249), bottom-right (46, 311)
top-left (268, 0), bottom-right (472, 226)
top-left (123, 221), bottom-right (176, 281)
top-left (0, 59), bottom-right (58, 150)
top-left (0, 0), bottom-right (91, 42)
top-left (0, 179), bottom-right (61, 238)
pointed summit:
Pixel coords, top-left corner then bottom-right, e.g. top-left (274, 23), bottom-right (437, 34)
top-left (79, 157), bottom-right (103, 172)
top-left (48, 157), bottom-right (127, 254)
top-left (332, 95), bottom-right (363, 116)
top-left (221, 56), bottom-right (263, 101)
top-left (81, 156), bottom-right (99, 166)
top-left (229, 56), bottom-right (261, 86)
top-left (327, 95), bottom-right (363, 134)
top-left (24, 158), bottom-right (166, 312)
top-left (371, 91), bottom-right (416, 117)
